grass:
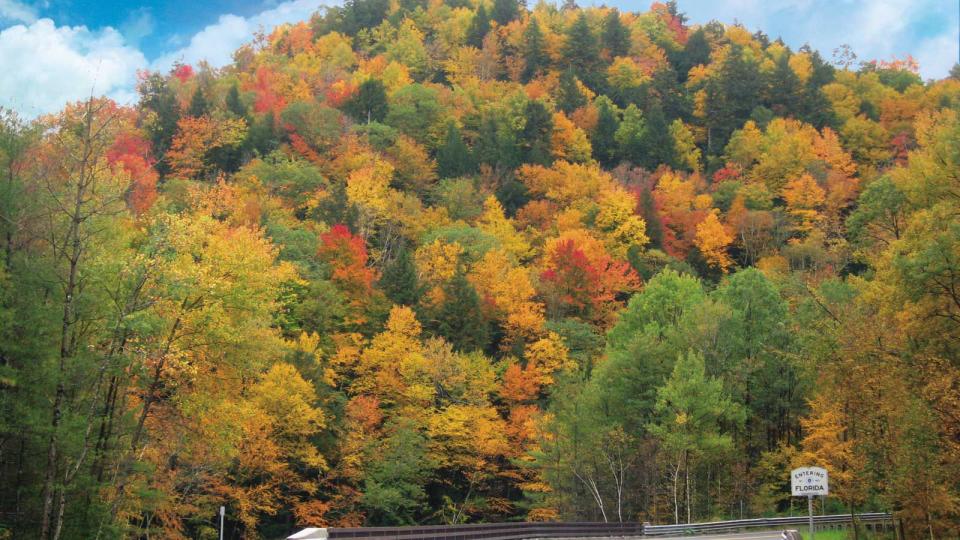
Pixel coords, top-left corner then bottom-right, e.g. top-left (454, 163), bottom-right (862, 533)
top-left (797, 529), bottom-right (895, 540)
top-left (802, 531), bottom-right (850, 540)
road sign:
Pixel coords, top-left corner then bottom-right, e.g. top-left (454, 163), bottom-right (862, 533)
top-left (791, 466), bottom-right (829, 496)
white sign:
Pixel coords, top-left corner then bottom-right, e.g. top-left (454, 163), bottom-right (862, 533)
top-left (791, 466), bottom-right (829, 496)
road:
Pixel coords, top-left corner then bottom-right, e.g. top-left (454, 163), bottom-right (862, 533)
top-left (543, 533), bottom-right (787, 540)
top-left (648, 533), bottom-right (786, 540)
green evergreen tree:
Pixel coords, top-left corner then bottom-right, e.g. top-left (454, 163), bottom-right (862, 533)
top-left (491, 0), bottom-right (519, 26)
top-left (333, 0), bottom-right (391, 36)
top-left (188, 87), bottom-right (209, 117)
top-left (466, 4), bottom-right (491, 48)
top-left (225, 83), bottom-right (247, 118)
top-left (521, 99), bottom-right (554, 165)
top-left (648, 350), bottom-right (746, 524)
top-left (436, 121), bottom-right (475, 179)
top-left (246, 112), bottom-right (281, 157)
top-left (639, 104), bottom-right (674, 169)
top-left (797, 47), bottom-right (836, 129)
top-left (703, 45), bottom-right (761, 156)
top-left (601, 9), bottom-right (630, 58)
top-left (764, 54), bottom-right (801, 117)
top-left (345, 78), bottom-right (389, 123)
top-left (614, 104), bottom-right (646, 165)
top-left (495, 177), bottom-right (530, 216)
top-left (138, 72), bottom-right (181, 177)
top-left (563, 13), bottom-right (600, 89)
top-left (675, 27), bottom-right (710, 82)
top-left (362, 421), bottom-right (433, 525)
top-left (475, 113), bottom-right (519, 173)
top-left (521, 18), bottom-right (548, 82)
top-left (649, 65), bottom-right (687, 119)
top-left (592, 96), bottom-right (620, 166)
top-left (380, 245), bottom-right (422, 306)
top-left (434, 269), bottom-right (490, 352)
top-left (557, 70), bottom-right (587, 113)
top-left (638, 187), bottom-right (664, 249)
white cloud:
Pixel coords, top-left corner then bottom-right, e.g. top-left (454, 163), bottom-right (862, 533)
top-left (120, 7), bottom-right (156, 48)
top-left (669, 0), bottom-right (957, 79)
top-left (151, 0), bottom-right (337, 71)
top-left (0, 19), bottom-right (147, 117)
top-left (0, 0), bottom-right (37, 24)
top-left (914, 30), bottom-right (960, 81)
top-left (0, 0), bottom-right (337, 117)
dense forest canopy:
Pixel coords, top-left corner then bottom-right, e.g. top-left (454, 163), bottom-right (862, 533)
top-left (1, 0), bottom-right (959, 538)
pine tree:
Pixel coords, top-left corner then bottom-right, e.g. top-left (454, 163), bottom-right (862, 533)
top-left (380, 245), bottom-right (422, 306)
top-left (601, 9), bottom-right (630, 58)
top-left (638, 104), bottom-right (674, 169)
top-left (704, 45), bottom-right (761, 156)
top-left (639, 187), bottom-right (664, 249)
top-left (337, 0), bottom-right (391, 36)
top-left (345, 78), bottom-right (388, 123)
top-left (138, 72), bottom-right (181, 177)
top-left (521, 100), bottom-right (554, 165)
top-left (435, 269), bottom-right (490, 352)
top-left (557, 70), bottom-right (587, 113)
top-left (246, 112), bottom-right (281, 157)
top-left (466, 4), bottom-right (491, 48)
top-left (436, 121), bottom-right (475, 178)
top-left (563, 13), bottom-right (600, 89)
top-left (615, 104), bottom-right (646, 165)
top-left (675, 27), bottom-right (710, 82)
top-left (476, 113), bottom-right (519, 173)
top-left (764, 54), bottom-right (801, 117)
top-left (225, 83), bottom-right (247, 118)
top-left (592, 96), bottom-right (620, 166)
top-left (521, 18), bottom-right (548, 82)
top-left (188, 87), bottom-right (209, 117)
top-left (798, 47), bottom-right (836, 128)
top-left (491, 0), bottom-right (518, 26)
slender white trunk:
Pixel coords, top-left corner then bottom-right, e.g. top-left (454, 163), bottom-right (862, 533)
top-left (574, 470), bottom-right (608, 522)
top-left (672, 457), bottom-right (681, 525)
top-left (683, 451), bottom-right (691, 523)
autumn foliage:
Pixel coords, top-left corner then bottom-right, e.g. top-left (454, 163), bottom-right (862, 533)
top-left (1, 1), bottom-right (959, 539)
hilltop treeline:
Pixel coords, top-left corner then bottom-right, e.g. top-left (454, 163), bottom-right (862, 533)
top-left (1, 1), bottom-right (959, 538)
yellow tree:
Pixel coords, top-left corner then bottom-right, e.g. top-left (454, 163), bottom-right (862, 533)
top-left (694, 211), bottom-right (734, 272)
top-left (353, 305), bottom-right (426, 408)
top-left (782, 173), bottom-right (826, 237)
top-left (477, 196), bottom-right (532, 261)
top-left (469, 248), bottom-right (545, 346)
top-left (166, 115), bottom-right (246, 179)
top-left (106, 199), bottom-right (296, 535)
top-left (799, 395), bottom-right (867, 531)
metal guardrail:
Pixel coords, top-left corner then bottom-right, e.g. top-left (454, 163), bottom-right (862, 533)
top-left (287, 512), bottom-right (893, 540)
top-left (643, 512), bottom-right (893, 536)
top-left (288, 522), bottom-right (643, 540)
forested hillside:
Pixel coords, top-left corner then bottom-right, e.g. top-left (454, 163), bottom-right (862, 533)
top-left (1, 1), bottom-right (959, 538)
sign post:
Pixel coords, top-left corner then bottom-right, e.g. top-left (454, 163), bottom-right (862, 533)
top-left (791, 467), bottom-right (828, 540)
top-left (219, 506), bottom-right (225, 540)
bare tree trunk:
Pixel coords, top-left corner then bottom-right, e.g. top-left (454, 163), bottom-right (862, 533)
top-left (685, 450), bottom-right (691, 524)
top-left (574, 469), bottom-right (607, 522)
top-left (38, 97), bottom-right (122, 539)
top-left (672, 457), bottom-right (681, 525)
top-left (850, 501), bottom-right (859, 540)
top-left (603, 443), bottom-right (626, 523)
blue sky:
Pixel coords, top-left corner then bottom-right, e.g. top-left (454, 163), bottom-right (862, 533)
top-left (0, 0), bottom-right (957, 117)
